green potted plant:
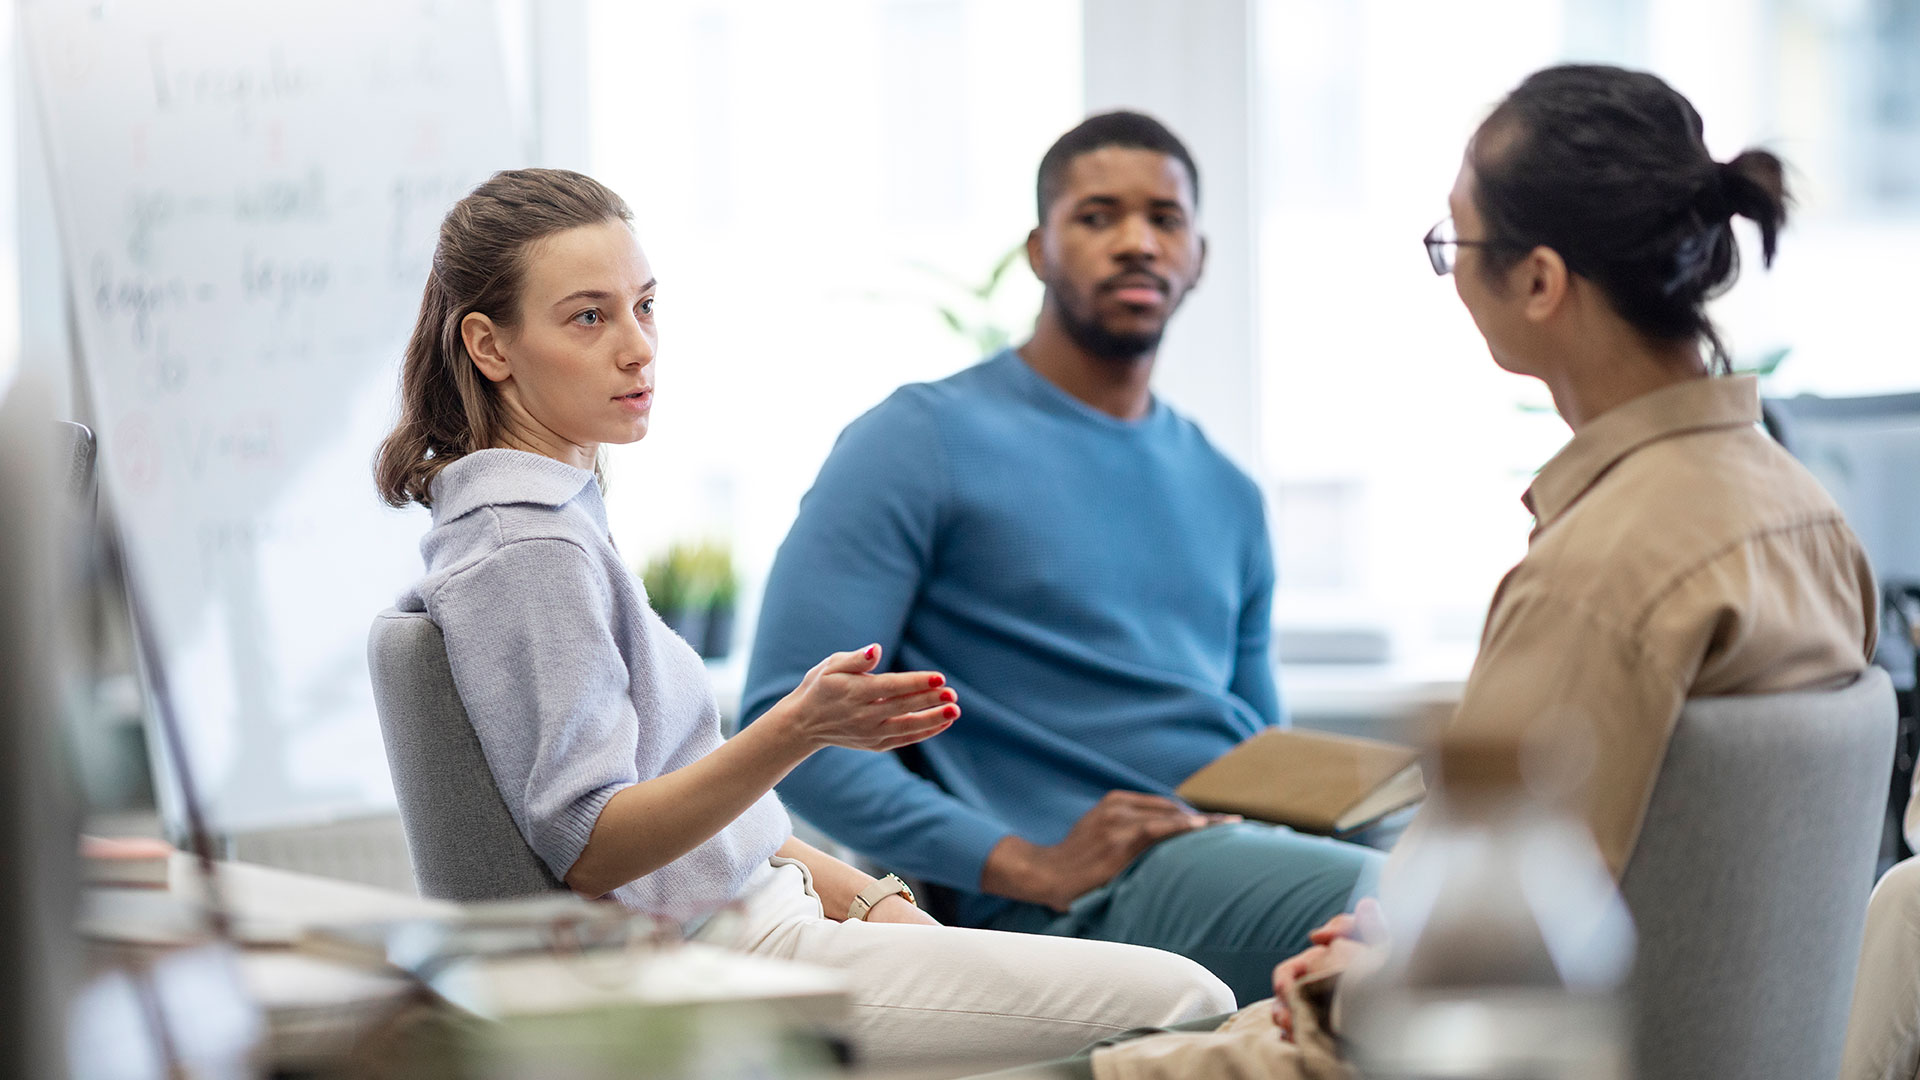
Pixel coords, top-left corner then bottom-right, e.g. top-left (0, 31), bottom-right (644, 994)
top-left (638, 540), bottom-right (737, 660)
top-left (640, 549), bottom-right (699, 654)
top-left (698, 543), bottom-right (739, 661)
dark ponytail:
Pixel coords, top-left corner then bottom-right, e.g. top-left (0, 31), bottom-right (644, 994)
top-left (1717, 150), bottom-right (1788, 266)
top-left (1468, 65), bottom-right (1791, 373)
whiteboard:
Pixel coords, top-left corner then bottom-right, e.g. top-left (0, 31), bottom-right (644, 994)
top-left (24, 0), bottom-right (517, 832)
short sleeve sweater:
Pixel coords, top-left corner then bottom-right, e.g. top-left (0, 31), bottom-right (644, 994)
top-left (398, 449), bottom-right (790, 921)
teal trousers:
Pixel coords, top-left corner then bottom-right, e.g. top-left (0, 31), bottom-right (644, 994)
top-left (982, 822), bottom-right (1384, 1005)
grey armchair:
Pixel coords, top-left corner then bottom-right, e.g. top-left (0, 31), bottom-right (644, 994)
top-left (368, 608), bottom-right (564, 901)
top-left (1622, 666), bottom-right (1896, 1080)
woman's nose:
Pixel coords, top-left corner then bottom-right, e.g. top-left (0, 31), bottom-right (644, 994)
top-left (619, 314), bottom-right (656, 366)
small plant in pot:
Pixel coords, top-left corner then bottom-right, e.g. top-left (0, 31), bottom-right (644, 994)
top-left (700, 546), bottom-right (738, 661)
top-left (639, 540), bottom-right (738, 660)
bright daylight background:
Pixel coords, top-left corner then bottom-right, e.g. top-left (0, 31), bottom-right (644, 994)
top-left (585, 0), bottom-right (1920, 703)
top-left (0, 0), bottom-right (1909, 885)
top-left (586, 0), bottom-right (1078, 673)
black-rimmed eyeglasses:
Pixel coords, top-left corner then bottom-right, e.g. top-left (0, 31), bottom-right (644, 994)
top-left (1423, 216), bottom-right (1511, 276)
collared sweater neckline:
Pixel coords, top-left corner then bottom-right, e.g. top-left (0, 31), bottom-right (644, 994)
top-left (428, 448), bottom-right (599, 526)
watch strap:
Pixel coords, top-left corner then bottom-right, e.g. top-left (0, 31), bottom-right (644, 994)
top-left (847, 873), bottom-right (916, 921)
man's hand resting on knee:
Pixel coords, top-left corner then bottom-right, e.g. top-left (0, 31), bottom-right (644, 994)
top-left (979, 791), bottom-right (1240, 912)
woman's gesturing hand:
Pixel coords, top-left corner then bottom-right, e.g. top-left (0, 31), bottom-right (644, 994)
top-left (768, 644), bottom-right (958, 753)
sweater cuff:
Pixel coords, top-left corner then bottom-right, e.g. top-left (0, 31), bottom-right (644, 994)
top-left (538, 782), bottom-right (625, 883)
top-left (920, 810), bottom-right (1016, 893)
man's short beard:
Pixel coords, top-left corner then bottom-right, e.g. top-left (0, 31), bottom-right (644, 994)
top-left (1056, 296), bottom-right (1164, 361)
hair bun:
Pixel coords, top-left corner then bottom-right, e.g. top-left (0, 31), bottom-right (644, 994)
top-left (1468, 65), bottom-right (1789, 374)
top-left (1704, 161), bottom-right (1744, 219)
top-left (1716, 150), bottom-right (1790, 266)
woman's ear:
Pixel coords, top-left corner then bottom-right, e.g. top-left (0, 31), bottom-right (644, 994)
top-left (1520, 246), bottom-right (1569, 324)
top-left (461, 312), bottom-right (512, 384)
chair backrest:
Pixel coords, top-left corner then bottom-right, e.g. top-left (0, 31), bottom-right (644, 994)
top-left (368, 608), bottom-right (564, 901)
top-left (1762, 393), bottom-right (1920, 586)
top-left (1622, 666), bottom-right (1897, 1080)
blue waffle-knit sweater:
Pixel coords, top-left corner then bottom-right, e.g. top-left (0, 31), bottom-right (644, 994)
top-left (742, 349), bottom-right (1282, 927)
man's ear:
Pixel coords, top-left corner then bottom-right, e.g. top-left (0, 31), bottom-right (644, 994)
top-left (462, 312), bottom-right (512, 384)
top-left (1520, 246), bottom-right (1569, 325)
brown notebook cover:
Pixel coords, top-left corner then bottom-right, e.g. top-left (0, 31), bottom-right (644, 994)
top-left (1176, 728), bottom-right (1425, 835)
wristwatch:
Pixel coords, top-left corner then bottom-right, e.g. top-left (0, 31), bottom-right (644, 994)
top-left (847, 873), bottom-right (917, 921)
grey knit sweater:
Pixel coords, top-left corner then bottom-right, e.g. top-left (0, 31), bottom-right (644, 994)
top-left (398, 449), bottom-right (790, 920)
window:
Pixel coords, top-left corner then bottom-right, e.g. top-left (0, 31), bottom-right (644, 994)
top-left (1256, 0), bottom-right (1920, 676)
top-left (585, 0), bottom-right (1082, 676)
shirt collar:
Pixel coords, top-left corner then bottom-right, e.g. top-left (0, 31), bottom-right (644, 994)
top-left (428, 448), bottom-right (599, 526)
top-left (1523, 375), bottom-right (1761, 530)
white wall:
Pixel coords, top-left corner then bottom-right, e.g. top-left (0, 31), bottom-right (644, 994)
top-left (584, 0), bottom-right (1085, 675)
top-left (1081, 0), bottom-right (1263, 478)
top-left (0, 5), bottom-right (16, 401)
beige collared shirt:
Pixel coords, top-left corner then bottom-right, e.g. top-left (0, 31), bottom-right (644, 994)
top-left (1090, 377), bottom-right (1878, 1080)
top-left (1447, 375), bottom-right (1878, 876)
top-left (1088, 377), bottom-right (1878, 1080)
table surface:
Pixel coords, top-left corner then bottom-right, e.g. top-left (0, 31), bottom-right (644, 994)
top-left (79, 855), bottom-right (860, 1071)
top-left (80, 852), bottom-right (455, 947)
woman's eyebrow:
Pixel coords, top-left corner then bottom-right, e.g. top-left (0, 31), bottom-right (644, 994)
top-left (551, 278), bottom-right (657, 309)
top-left (552, 288), bottom-right (613, 309)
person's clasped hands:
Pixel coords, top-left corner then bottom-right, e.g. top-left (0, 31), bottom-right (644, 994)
top-left (1271, 896), bottom-right (1388, 1039)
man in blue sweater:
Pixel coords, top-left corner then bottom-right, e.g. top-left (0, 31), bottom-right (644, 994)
top-left (742, 112), bottom-right (1380, 1004)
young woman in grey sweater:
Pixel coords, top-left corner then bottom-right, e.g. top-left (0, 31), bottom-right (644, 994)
top-left (373, 168), bottom-right (1231, 1070)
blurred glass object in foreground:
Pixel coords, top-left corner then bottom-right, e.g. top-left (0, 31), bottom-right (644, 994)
top-left (1347, 735), bottom-right (1636, 1080)
top-left (0, 377), bottom-right (84, 1079)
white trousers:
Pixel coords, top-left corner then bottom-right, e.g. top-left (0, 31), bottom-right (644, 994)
top-left (1843, 857), bottom-right (1920, 1080)
top-left (693, 858), bottom-right (1235, 1070)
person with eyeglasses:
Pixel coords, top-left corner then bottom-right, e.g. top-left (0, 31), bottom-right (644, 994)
top-left (1397, 62), bottom-right (1872, 893)
top-left (982, 62), bottom-right (1878, 1080)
